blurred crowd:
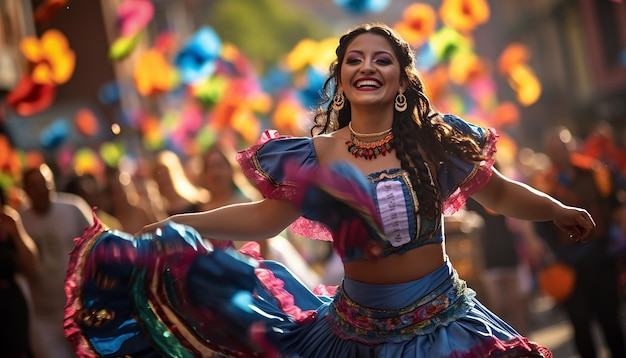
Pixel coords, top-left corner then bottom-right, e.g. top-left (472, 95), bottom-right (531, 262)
top-left (1, 120), bottom-right (626, 357)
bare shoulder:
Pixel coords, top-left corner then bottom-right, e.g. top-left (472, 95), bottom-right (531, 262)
top-left (312, 132), bottom-right (343, 163)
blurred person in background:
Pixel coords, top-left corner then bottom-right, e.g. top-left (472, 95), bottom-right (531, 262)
top-left (197, 145), bottom-right (260, 211)
top-left (104, 166), bottom-right (155, 234)
top-left (153, 150), bottom-right (209, 216)
top-left (533, 126), bottom-right (626, 358)
top-left (0, 187), bottom-right (38, 358)
top-left (20, 163), bottom-right (93, 358)
top-left (465, 158), bottom-right (548, 336)
top-left (64, 173), bottom-right (124, 231)
top-left (196, 144), bottom-right (322, 289)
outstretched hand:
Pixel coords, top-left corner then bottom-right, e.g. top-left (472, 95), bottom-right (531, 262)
top-left (553, 206), bottom-right (596, 243)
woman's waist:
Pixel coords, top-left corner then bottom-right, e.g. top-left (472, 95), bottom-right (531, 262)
top-left (343, 243), bottom-right (445, 284)
top-left (328, 260), bottom-right (475, 343)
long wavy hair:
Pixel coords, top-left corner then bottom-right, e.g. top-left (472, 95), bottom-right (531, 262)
top-left (311, 23), bottom-right (487, 219)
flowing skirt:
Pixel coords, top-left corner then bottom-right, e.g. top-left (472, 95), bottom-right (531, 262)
top-left (64, 216), bottom-right (551, 357)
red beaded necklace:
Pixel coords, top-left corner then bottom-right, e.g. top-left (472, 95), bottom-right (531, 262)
top-left (345, 123), bottom-right (394, 160)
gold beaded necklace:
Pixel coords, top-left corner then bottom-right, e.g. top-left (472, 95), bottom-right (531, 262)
top-left (345, 122), bottom-right (394, 160)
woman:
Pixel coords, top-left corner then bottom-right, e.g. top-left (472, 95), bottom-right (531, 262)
top-left (0, 188), bottom-right (38, 358)
top-left (197, 145), bottom-right (259, 211)
top-left (65, 23), bottom-right (594, 357)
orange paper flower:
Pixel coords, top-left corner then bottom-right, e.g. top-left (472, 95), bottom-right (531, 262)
top-left (498, 43), bottom-right (530, 75)
top-left (75, 108), bottom-right (100, 137)
top-left (134, 49), bottom-right (179, 96)
top-left (20, 29), bottom-right (75, 85)
top-left (493, 101), bottom-right (520, 127)
top-left (439, 0), bottom-right (490, 34)
top-left (394, 3), bottom-right (437, 48)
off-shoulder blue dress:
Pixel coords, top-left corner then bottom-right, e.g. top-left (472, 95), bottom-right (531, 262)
top-left (64, 114), bottom-right (552, 357)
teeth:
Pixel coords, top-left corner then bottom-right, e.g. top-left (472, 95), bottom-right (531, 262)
top-left (356, 80), bottom-right (379, 88)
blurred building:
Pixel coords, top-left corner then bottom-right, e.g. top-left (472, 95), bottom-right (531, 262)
top-left (475, 0), bottom-right (626, 147)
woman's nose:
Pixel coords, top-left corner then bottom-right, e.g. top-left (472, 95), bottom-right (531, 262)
top-left (359, 60), bottom-right (375, 73)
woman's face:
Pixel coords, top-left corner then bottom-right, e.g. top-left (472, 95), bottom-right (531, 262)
top-left (339, 32), bottom-right (403, 110)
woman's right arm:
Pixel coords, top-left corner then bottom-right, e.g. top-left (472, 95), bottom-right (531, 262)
top-left (138, 198), bottom-right (301, 242)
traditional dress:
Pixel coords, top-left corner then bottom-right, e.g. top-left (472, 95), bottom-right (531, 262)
top-left (64, 115), bottom-right (552, 357)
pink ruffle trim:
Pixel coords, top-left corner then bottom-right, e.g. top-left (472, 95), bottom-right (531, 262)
top-left (442, 128), bottom-right (498, 216)
top-left (64, 210), bottom-right (105, 358)
top-left (236, 130), bottom-right (333, 242)
top-left (238, 241), bottom-right (318, 323)
top-left (445, 335), bottom-right (552, 358)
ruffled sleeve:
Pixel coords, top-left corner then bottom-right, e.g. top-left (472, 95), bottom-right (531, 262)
top-left (437, 114), bottom-right (498, 215)
top-left (236, 130), bottom-right (333, 241)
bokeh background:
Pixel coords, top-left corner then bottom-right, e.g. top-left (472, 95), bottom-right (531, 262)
top-left (0, 1), bottom-right (625, 355)
top-left (1, 0), bottom-right (624, 187)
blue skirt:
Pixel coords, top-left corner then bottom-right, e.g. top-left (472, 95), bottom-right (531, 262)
top-left (64, 218), bottom-right (551, 357)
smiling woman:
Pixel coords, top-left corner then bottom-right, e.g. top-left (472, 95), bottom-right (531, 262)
top-left (63, 23), bottom-right (597, 358)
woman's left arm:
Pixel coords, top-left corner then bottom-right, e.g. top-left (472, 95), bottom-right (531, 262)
top-left (471, 168), bottom-right (596, 242)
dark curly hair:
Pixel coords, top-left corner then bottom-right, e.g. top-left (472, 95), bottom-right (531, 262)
top-left (311, 23), bottom-right (487, 219)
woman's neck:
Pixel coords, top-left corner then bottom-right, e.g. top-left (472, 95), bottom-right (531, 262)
top-left (349, 106), bottom-right (394, 133)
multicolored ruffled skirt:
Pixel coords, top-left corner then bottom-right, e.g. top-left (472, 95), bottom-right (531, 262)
top-left (64, 214), bottom-right (551, 357)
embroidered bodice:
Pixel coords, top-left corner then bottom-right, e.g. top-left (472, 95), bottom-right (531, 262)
top-left (237, 114), bottom-right (497, 262)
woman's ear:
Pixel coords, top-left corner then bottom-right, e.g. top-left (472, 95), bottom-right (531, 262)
top-left (399, 78), bottom-right (408, 93)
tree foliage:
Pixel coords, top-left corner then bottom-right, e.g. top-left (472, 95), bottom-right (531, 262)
top-left (207, 0), bottom-right (331, 72)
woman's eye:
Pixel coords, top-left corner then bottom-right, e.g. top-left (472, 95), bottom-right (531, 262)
top-left (375, 58), bottom-right (392, 65)
top-left (345, 58), bottom-right (361, 64)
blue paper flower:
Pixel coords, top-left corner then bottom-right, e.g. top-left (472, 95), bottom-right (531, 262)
top-left (175, 26), bottom-right (222, 84)
top-left (334, 0), bottom-right (390, 15)
top-left (40, 118), bottom-right (69, 149)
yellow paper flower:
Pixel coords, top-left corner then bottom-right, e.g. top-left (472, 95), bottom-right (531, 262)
top-left (285, 37), bottom-right (337, 72)
top-left (508, 64), bottom-right (542, 106)
top-left (20, 29), bottom-right (75, 85)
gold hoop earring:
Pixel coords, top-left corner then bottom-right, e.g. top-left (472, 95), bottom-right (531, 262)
top-left (395, 92), bottom-right (407, 112)
top-left (332, 92), bottom-right (345, 111)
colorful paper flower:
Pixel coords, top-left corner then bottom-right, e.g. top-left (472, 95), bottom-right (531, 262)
top-left (0, 135), bottom-right (22, 180)
top-left (190, 76), bottom-right (227, 108)
top-left (75, 108), bottom-right (100, 137)
top-left (140, 114), bottom-right (164, 150)
top-left (439, 0), bottom-right (490, 34)
top-left (428, 27), bottom-right (472, 63)
top-left (73, 147), bottom-right (104, 176)
top-left (394, 3), bottom-right (437, 48)
top-left (333, 0), bottom-right (390, 15)
top-left (498, 43), bottom-right (530, 75)
top-left (6, 76), bottom-right (56, 116)
top-left (272, 92), bottom-right (308, 136)
top-left (448, 53), bottom-right (487, 85)
top-left (109, 31), bottom-right (142, 61)
top-left (134, 49), bottom-right (180, 96)
top-left (20, 28), bottom-right (75, 85)
top-left (99, 142), bottom-right (126, 168)
top-left (493, 102), bottom-right (520, 127)
top-left (117, 0), bottom-right (154, 37)
top-left (34, 0), bottom-right (69, 24)
top-left (284, 38), bottom-right (337, 73)
top-left (40, 118), bottom-right (69, 149)
top-left (507, 64), bottom-right (542, 106)
top-left (175, 26), bottom-right (222, 85)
